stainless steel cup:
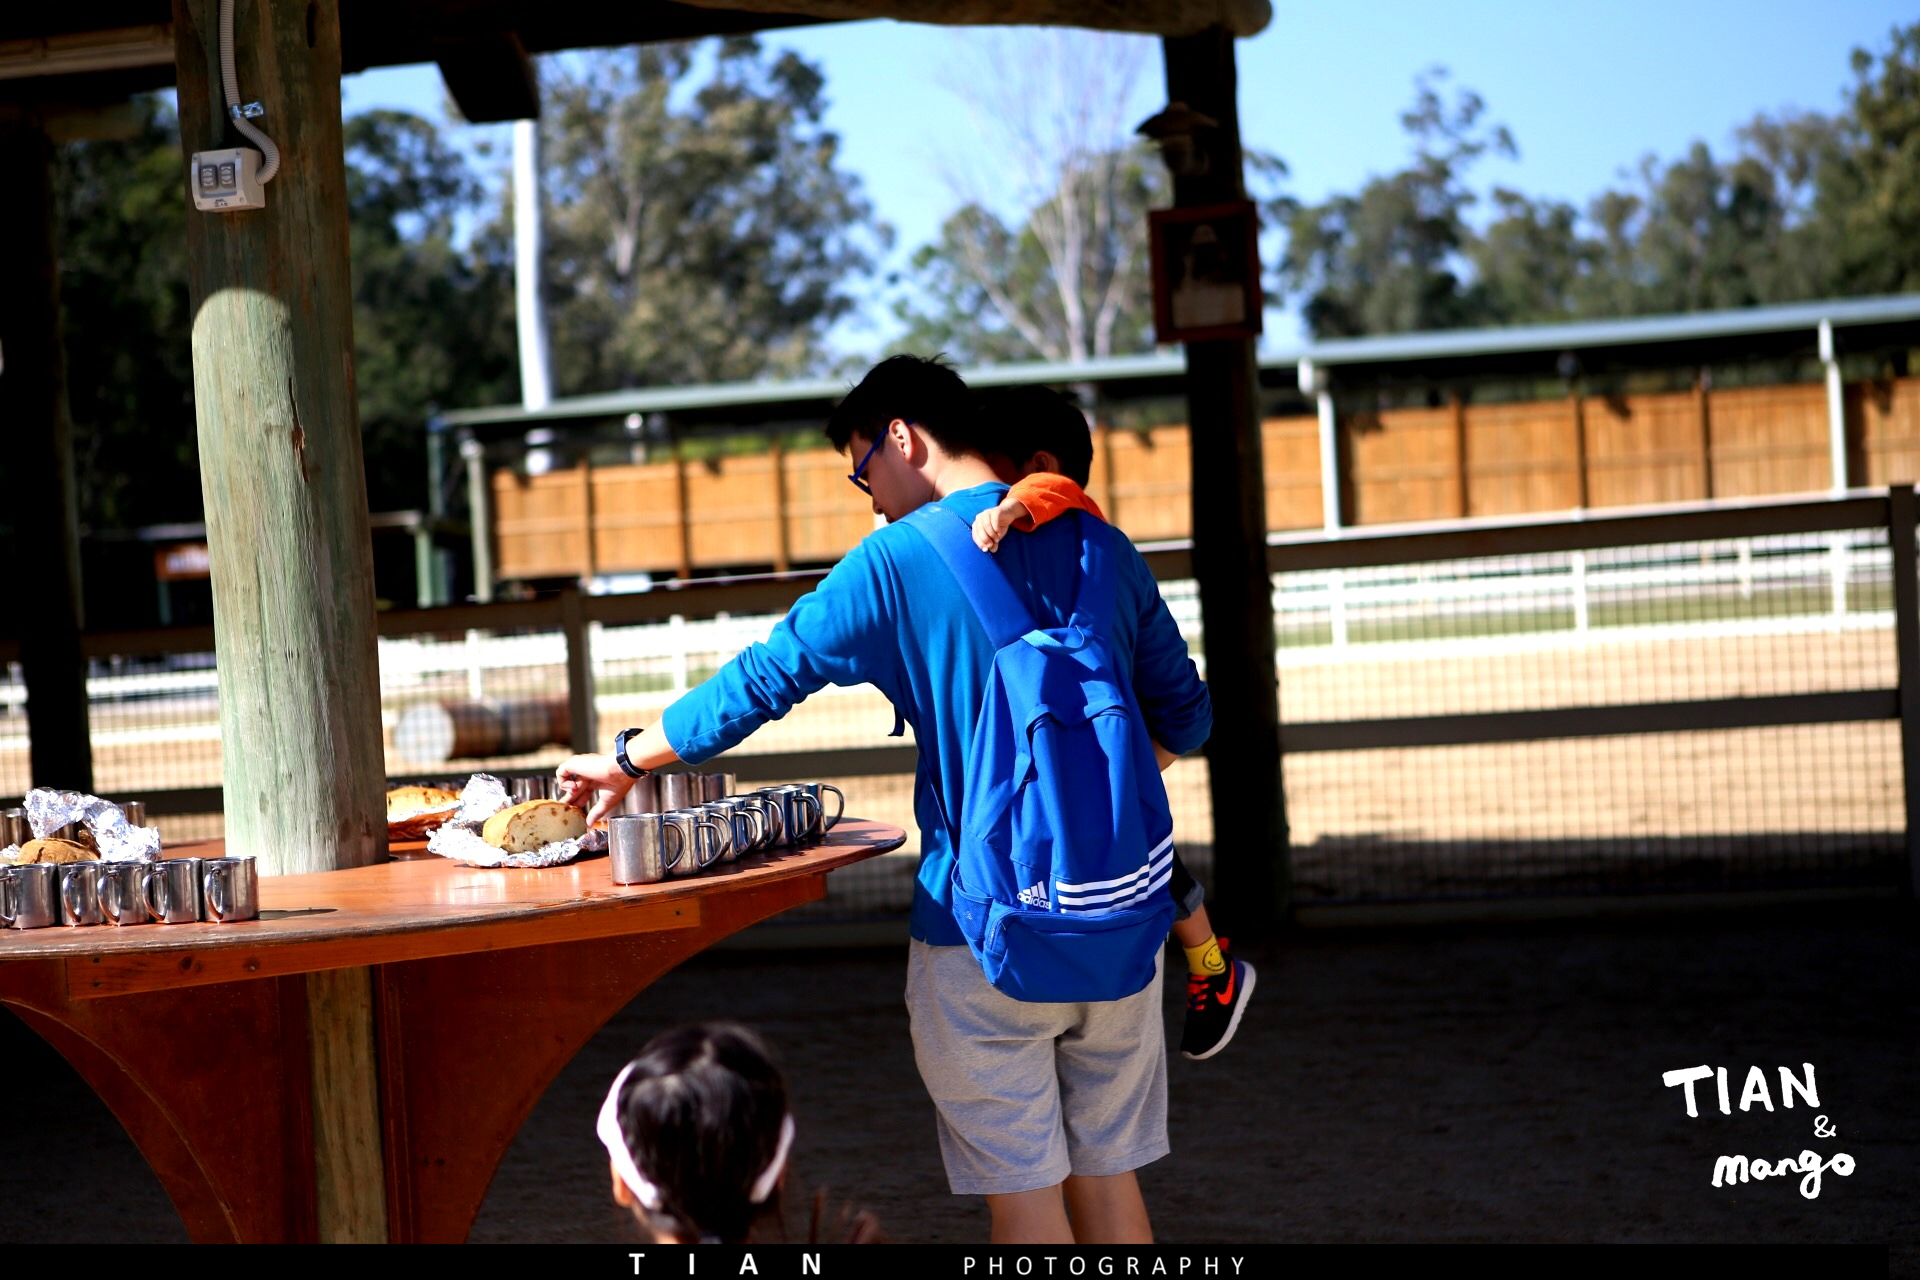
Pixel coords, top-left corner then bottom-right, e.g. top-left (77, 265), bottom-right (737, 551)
top-left (793, 782), bottom-right (846, 834)
top-left (662, 809), bottom-right (725, 876)
top-left (0, 864), bottom-right (59, 930)
top-left (624, 774), bottom-right (661, 814)
top-left (58, 861), bottom-right (106, 927)
top-left (608, 813), bottom-right (683, 885)
top-left (143, 857), bottom-right (204, 924)
top-left (121, 800), bottom-right (147, 828)
top-left (657, 773), bottom-right (702, 811)
top-left (695, 801), bottom-right (755, 862)
top-left (761, 786), bottom-right (824, 846)
top-left (1, 808), bottom-right (30, 848)
top-left (740, 792), bottom-right (786, 847)
top-left (697, 772), bottom-right (737, 803)
top-left (97, 861), bottom-right (153, 926)
top-left (203, 857), bottom-right (259, 923)
top-left (511, 776), bottom-right (547, 804)
top-left (712, 796), bottom-right (770, 854)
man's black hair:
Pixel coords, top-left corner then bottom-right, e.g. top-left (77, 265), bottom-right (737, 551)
top-left (975, 385), bottom-right (1095, 487)
top-left (824, 354), bottom-right (986, 457)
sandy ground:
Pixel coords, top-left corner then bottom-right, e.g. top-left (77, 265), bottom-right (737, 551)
top-left (3, 899), bottom-right (1913, 1245)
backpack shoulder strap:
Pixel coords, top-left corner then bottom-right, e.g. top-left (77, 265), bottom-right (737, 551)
top-left (901, 503), bottom-right (1036, 647)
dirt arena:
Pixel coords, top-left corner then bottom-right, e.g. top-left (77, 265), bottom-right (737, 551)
top-left (2, 898), bottom-right (1913, 1246)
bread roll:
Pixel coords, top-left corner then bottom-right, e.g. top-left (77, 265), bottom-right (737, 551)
top-left (20, 837), bottom-right (93, 865)
top-left (387, 785), bottom-right (463, 839)
top-left (481, 800), bottom-right (586, 854)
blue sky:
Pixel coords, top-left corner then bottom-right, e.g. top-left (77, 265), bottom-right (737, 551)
top-left (340, 2), bottom-right (1913, 354)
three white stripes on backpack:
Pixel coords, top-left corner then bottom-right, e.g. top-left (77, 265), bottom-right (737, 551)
top-left (1051, 835), bottom-right (1175, 915)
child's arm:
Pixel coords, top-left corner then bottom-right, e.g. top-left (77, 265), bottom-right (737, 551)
top-left (971, 493), bottom-right (1033, 553)
top-left (973, 473), bottom-right (1105, 554)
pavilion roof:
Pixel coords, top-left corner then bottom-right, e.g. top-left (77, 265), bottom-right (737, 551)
top-left (1, 1), bottom-right (1270, 123)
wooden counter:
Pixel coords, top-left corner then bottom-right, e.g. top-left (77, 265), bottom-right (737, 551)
top-left (0, 820), bottom-right (905, 1243)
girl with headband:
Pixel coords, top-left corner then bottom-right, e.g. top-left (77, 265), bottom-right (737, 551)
top-left (597, 1022), bottom-right (797, 1244)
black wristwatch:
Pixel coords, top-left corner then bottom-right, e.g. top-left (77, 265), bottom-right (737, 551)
top-left (613, 727), bottom-right (651, 780)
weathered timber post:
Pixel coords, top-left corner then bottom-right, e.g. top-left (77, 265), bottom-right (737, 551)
top-left (172, 0), bottom-right (385, 875)
top-left (0, 117), bottom-right (92, 792)
top-left (172, 1), bottom-right (388, 1241)
top-left (1162, 29), bottom-right (1289, 933)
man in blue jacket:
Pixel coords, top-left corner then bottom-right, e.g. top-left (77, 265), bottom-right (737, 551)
top-left (558, 356), bottom-right (1212, 1244)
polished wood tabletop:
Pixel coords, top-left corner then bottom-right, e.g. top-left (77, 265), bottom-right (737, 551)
top-left (0, 819), bottom-right (906, 998)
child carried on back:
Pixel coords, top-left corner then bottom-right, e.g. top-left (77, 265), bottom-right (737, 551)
top-left (970, 386), bottom-right (1255, 1061)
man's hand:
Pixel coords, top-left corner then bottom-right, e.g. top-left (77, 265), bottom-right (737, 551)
top-left (971, 497), bottom-right (1030, 553)
top-left (556, 753), bottom-right (635, 825)
top-left (1153, 741), bottom-right (1179, 773)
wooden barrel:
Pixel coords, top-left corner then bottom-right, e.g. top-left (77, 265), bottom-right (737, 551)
top-left (393, 698), bottom-right (569, 763)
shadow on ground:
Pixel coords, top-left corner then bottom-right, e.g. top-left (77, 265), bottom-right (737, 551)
top-left (1, 901), bottom-right (1914, 1244)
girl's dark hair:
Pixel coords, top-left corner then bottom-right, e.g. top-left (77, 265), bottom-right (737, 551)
top-left (612, 1022), bottom-right (789, 1244)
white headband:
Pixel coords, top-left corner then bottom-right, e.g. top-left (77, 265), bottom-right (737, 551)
top-left (597, 1062), bottom-right (796, 1213)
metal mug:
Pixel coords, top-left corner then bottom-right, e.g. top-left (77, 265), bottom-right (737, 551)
top-left (657, 773), bottom-right (703, 812)
top-left (58, 861), bottom-right (107, 927)
top-left (121, 800), bottom-right (147, 828)
top-left (697, 772), bottom-right (737, 803)
top-left (760, 786), bottom-right (823, 846)
top-left (2, 808), bottom-right (30, 848)
top-left (733, 791), bottom-right (785, 848)
top-left (662, 809), bottom-right (725, 876)
top-left (203, 857), bottom-right (260, 923)
top-left (615, 774), bottom-right (661, 815)
top-left (712, 796), bottom-right (771, 854)
top-left (143, 857), bottom-right (205, 924)
top-left (97, 861), bottom-right (154, 926)
top-left (511, 776), bottom-right (549, 804)
top-left (792, 782), bottom-right (846, 835)
top-left (608, 813), bottom-right (683, 885)
top-left (0, 864), bottom-right (59, 930)
top-left (697, 801), bottom-right (762, 862)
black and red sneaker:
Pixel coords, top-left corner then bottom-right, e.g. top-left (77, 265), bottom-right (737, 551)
top-left (1179, 948), bottom-right (1255, 1061)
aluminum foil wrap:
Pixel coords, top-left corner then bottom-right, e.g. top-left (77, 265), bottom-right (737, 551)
top-left (24, 788), bottom-right (163, 861)
top-left (423, 773), bottom-right (604, 868)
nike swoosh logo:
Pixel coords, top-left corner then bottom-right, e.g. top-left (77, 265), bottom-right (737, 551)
top-left (1214, 966), bottom-right (1236, 1006)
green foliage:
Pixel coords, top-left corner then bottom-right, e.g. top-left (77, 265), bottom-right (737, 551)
top-left (54, 96), bottom-right (198, 530)
top-left (1276, 23), bottom-right (1920, 338)
top-left (533, 38), bottom-right (885, 392)
top-left (891, 147), bottom-right (1167, 365)
top-left (344, 110), bottom-right (516, 512)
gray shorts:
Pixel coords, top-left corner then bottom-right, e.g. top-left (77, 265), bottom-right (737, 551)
top-left (905, 939), bottom-right (1168, 1196)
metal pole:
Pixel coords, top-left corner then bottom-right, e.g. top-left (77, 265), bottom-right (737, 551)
top-left (513, 118), bottom-right (552, 412)
top-left (462, 431), bottom-right (494, 603)
top-left (1887, 484), bottom-right (1920, 900)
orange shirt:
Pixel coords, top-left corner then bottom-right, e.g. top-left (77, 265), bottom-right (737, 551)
top-left (1006, 473), bottom-right (1106, 531)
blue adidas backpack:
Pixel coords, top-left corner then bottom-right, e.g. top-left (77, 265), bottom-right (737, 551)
top-left (905, 502), bottom-right (1176, 1004)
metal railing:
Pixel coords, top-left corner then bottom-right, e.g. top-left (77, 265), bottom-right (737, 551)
top-left (4, 486), bottom-right (1915, 908)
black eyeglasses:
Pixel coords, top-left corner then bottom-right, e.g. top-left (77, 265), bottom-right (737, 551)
top-left (847, 430), bottom-right (889, 495)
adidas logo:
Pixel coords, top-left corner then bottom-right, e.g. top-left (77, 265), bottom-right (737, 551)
top-left (1016, 881), bottom-right (1050, 908)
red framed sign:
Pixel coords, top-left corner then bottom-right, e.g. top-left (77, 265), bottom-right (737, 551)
top-left (1148, 200), bottom-right (1263, 344)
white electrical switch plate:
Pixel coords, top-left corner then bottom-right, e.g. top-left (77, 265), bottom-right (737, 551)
top-left (189, 147), bottom-right (266, 212)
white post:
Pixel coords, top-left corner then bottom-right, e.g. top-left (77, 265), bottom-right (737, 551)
top-left (513, 118), bottom-right (552, 412)
top-left (1571, 551), bottom-right (1590, 633)
top-left (465, 628), bottom-right (485, 701)
top-left (1820, 320), bottom-right (1848, 619)
top-left (669, 614), bottom-right (689, 694)
top-left (1300, 359), bottom-right (1347, 644)
top-left (462, 433), bottom-right (494, 603)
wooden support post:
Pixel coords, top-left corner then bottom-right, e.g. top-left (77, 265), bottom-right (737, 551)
top-left (560, 584), bottom-right (597, 753)
top-left (673, 439), bottom-right (693, 580)
top-left (1569, 386), bottom-right (1589, 509)
top-left (1163, 28), bottom-right (1288, 933)
top-left (306, 965), bottom-right (388, 1242)
top-left (0, 118), bottom-right (92, 791)
top-left (1889, 484), bottom-right (1920, 901)
top-left (1451, 393), bottom-right (1470, 518)
top-left (172, 0), bottom-right (386, 873)
top-left (1095, 421), bottom-right (1117, 525)
top-left (771, 436), bottom-right (792, 573)
top-left (1695, 371), bottom-right (1715, 499)
top-left (577, 457), bottom-right (595, 582)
